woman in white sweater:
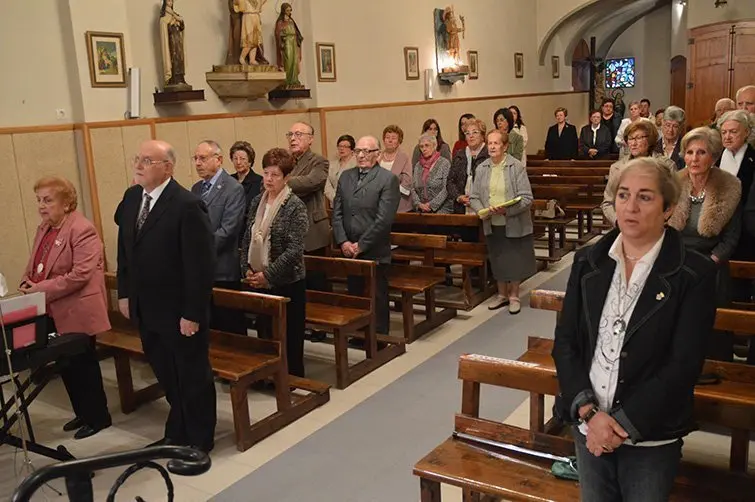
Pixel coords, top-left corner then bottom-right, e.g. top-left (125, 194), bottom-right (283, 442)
top-left (509, 105), bottom-right (528, 167)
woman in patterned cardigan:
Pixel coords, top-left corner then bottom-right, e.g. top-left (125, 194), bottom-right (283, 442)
top-left (241, 147), bottom-right (309, 377)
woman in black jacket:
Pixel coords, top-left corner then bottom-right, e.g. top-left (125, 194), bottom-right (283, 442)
top-left (552, 156), bottom-right (717, 502)
top-left (544, 107), bottom-right (579, 160)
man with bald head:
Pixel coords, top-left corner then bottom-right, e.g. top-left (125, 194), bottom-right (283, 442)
top-left (332, 135), bottom-right (400, 336)
top-left (736, 85), bottom-right (755, 147)
top-left (116, 140), bottom-right (216, 453)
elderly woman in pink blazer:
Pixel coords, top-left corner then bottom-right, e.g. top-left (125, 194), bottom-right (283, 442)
top-left (20, 176), bottom-right (111, 440)
top-left (378, 125), bottom-right (413, 212)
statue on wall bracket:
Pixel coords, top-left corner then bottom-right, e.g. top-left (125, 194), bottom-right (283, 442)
top-left (155, 0), bottom-right (205, 105)
top-left (269, 2), bottom-right (310, 99)
top-left (434, 5), bottom-right (469, 85)
top-left (206, 0), bottom-right (288, 100)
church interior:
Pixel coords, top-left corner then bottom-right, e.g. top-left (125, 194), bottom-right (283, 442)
top-left (1, 0), bottom-right (755, 500)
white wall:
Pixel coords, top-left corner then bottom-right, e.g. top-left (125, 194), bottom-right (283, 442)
top-left (309, 0), bottom-right (573, 108)
top-left (688, 0), bottom-right (755, 29)
top-left (0, 2), bottom-right (77, 126)
top-left (535, 0), bottom-right (593, 46)
top-left (671, 1), bottom-right (688, 59)
top-left (606, 6), bottom-right (671, 113)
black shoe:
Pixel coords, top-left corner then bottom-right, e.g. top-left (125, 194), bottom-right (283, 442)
top-left (310, 330), bottom-right (327, 343)
top-left (73, 419), bottom-right (111, 440)
top-left (147, 437), bottom-right (181, 448)
top-left (63, 417), bottom-right (84, 432)
top-left (189, 443), bottom-right (214, 454)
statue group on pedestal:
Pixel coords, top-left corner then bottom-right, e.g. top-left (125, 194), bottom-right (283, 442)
top-left (159, 0), bottom-right (305, 93)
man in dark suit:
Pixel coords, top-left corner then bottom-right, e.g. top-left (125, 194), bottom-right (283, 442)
top-left (579, 110), bottom-right (613, 159)
top-left (332, 135), bottom-right (400, 336)
top-left (600, 98), bottom-right (623, 154)
top-left (190, 140), bottom-right (247, 335)
top-left (116, 140), bottom-right (216, 453)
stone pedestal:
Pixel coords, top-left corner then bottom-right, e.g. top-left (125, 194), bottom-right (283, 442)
top-left (205, 65), bottom-right (286, 99)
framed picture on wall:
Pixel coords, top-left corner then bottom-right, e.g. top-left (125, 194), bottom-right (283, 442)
top-left (468, 51), bottom-right (479, 79)
top-left (514, 52), bottom-right (524, 78)
top-left (551, 56), bottom-right (560, 79)
top-left (404, 47), bottom-right (420, 80)
top-left (316, 43), bottom-right (337, 82)
top-left (85, 31), bottom-right (127, 88)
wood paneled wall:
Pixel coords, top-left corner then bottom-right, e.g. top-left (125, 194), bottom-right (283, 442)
top-left (0, 92), bottom-right (587, 284)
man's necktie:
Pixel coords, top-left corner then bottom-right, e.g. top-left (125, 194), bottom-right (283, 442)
top-left (136, 194), bottom-right (152, 232)
top-left (200, 181), bottom-right (212, 198)
top-left (357, 169), bottom-right (369, 187)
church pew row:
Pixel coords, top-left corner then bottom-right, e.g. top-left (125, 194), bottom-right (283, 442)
top-left (527, 159), bottom-right (615, 168)
top-left (328, 232), bottom-right (458, 340)
top-left (528, 288), bottom-right (755, 472)
top-left (97, 274), bottom-right (330, 452)
top-left (412, 353), bottom-right (755, 501)
top-left (303, 255), bottom-right (405, 389)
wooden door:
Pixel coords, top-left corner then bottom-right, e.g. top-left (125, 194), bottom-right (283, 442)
top-left (687, 25), bottom-right (731, 127)
top-left (670, 55), bottom-right (687, 109)
top-left (571, 39), bottom-right (590, 93)
top-left (731, 22), bottom-right (755, 95)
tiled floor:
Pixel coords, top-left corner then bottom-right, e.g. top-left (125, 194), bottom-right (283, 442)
top-left (2, 251), bottom-right (751, 500)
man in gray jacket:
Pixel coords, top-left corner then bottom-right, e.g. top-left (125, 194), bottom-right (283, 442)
top-left (191, 140), bottom-right (247, 334)
top-left (332, 136), bottom-right (400, 335)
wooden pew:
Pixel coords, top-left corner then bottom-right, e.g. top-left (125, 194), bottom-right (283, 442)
top-left (527, 166), bottom-right (610, 178)
top-left (529, 175), bottom-right (605, 242)
top-left (412, 353), bottom-right (755, 501)
top-left (304, 255), bottom-right (405, 389)
top-left (527, 159), bottom-right (615, 168)
top-left (529, 289), bottom-right (755, 472)
top-left (98, 274), bottom-right (330, 452)
top-left (329, 233), bottom-right (459, 343)
top-left (391, 213), bottom-right (496, 310)
top-left (388, 233), bottom-right (458, 343)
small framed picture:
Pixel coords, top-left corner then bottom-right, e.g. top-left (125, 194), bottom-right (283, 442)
top-left (552, 56), bottom-right (560, 79)
top-left (85, 31), bottom-right (127, 88)
top-left (468, 51), bottom-right (479, 79)
top-left (514, 53), bottom-right (524, 79)
top-left (316, 43), bottom-right (337, 82)
top-left (404, 47), bottom-right (420, 80)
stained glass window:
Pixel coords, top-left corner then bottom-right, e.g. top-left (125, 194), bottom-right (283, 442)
top-left (605, 58), bottom-right (636, 88)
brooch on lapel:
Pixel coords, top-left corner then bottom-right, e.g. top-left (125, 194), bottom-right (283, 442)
top-left (54, 239), bottom-right (63, 247)
top-left (656, 292), bottom-right (665, 301)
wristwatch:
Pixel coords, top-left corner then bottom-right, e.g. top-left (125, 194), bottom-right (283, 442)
top-left (580, 405), bottom-right (599, 424)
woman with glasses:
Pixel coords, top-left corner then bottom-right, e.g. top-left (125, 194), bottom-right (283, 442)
top-left (379, 125), bottom-right (413, 212)
top-left (553, 157), bottom-right (717, 502)
top-left (448, 118), bottom-right (489, 214)
top-left (615, 101), bottom-right (642, 157)
top-left (452, 113), bottom-right (476, 156)
top-left (493, 108), bottom-right (525, 162)
top-left (230, 141), bottom-right (263, 219)
top-left (601, 119), bottom-right (660, 226)
top-left (325, 134), bottom-right (356, 206)
top-left (411, 133), bottom-right (453, 214)
top-left (411, 119), bottom-right (452, 166)
top-left (654, 106), bottom-right (686, 170)
top-left (20, 176), bottom-right (111, 440)
top-left (668, 127), bottom-right (741, 361)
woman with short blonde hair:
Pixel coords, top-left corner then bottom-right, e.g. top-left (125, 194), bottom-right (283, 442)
top-left (379, 125), bottom-right (413, 212)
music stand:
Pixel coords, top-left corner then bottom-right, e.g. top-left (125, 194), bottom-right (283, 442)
top-left (0, 308), bottom-right (90, 462)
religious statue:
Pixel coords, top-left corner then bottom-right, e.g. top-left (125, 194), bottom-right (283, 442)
top-left (443, 6), bottom-right (465, 63)
top-left (234, 0), bottom-right (270, 65)
top-left (275, 2), bottom-right (304, 88)
top-left (159, 0), bottom-right (191, 90)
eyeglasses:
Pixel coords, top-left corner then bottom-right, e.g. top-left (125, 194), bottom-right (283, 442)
top-left (354, 148), bottom-right (379, 156)
top-left (464, 130), bottom-right (481, 136)
top-left (191, 154), bottom-right (219, 163)
top-left (627, 135), bottom-right (649, 143)
top-left (662, 123), bottom-right (680, 130)
top-left (285, 131), bottom-right (313, 139)
top-left (133, 156), bottom-right (169, 167)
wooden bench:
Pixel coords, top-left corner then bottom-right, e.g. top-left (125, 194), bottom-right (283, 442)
top-left (413, 353), bottom-right (755, 501)
top-left (527, 167), bottom-right (610, 178)
top-left (527, 160), bottom-right (615, 168)
top-left (528, 289), bottom-right (755, 472)
top-left (391, 213), bottom-right (496, 310)
top-left (304, 255), bottom-right (405, 389)
top-left (98, 274), bottom-right (330, 452)
top-left (328, 233), bottom-right (459, 343)
top-left (530, 176), bottom-right (605, 244)
top-left (388, 233), bottom-right (458, 343)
